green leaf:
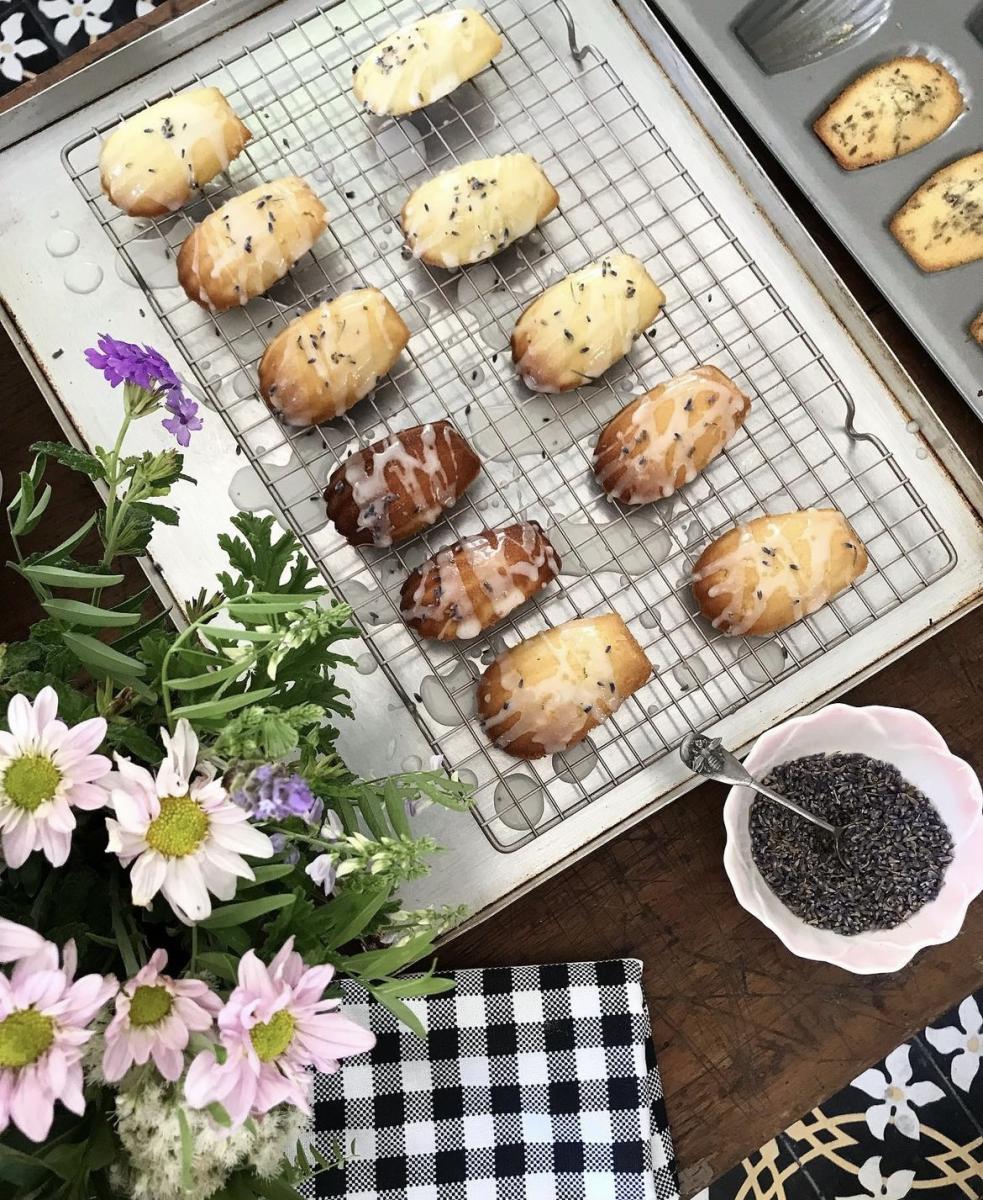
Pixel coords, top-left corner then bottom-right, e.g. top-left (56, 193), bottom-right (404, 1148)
top-left (226, 596), bottom-right (316, 619)
top-left (366, 987), bottom-right (427, 1040)
top-left (176, 1105), bottom-right (194, 1193)
top-left (30, 441), bottom-right (105, 480)
top-left (207, 1103), bottom-right (232, 1128)
top-left (237, 862), bottom-right (297, 889)
top-left (14, 483), bottom-right (53, 537)
top-left (202, 625), bottom-right (276, 643)
top-left (41, 598), bottom-right (141, 628)
top-left (167, 659), bottom-right (248, 692)
top-left (108, 723), bottom-right (163, 763)
top-left (370, 973), bottom-right (457, 999)
top-left (345, 931), bottom-right (435, 979)
top-left (252, 1177), bottom-right (306, 1200)
top-left (133, 501), bottom-right (180, 526)
top-left (0, 1143), bottom-right (57, 1187)
top-left (193, 951), bottom-right (239, 984)
top-left (20, 564), bottom-right (124, 590)
top-left (35, 514), bottom-right (98, 565)
top-left (62, 631), bottom-right (146, 678)
top-left (199, 893), bottom-right (296, 929)
top-left (170, 687), bottom-right (277, 721)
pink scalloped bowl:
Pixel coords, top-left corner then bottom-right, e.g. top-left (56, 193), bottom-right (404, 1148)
top-left (722, 704), bottom-right (983, 975)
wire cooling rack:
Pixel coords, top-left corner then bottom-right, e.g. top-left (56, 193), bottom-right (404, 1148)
top-left (63, 0), bottom-right (957, 852)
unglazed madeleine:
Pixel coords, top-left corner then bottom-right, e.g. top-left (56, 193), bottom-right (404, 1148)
top-left (512, 254), bottom-right (665, 392)
top-left (401, 154), bottom-right (558, 269)
top-left (594, 365), bottom-right (750, 504)
top-left (100, 88), bottom-right (251, 217)
top-left (814, 57), bottom-right (964, 170)
top-left (477, 613), bottom-right (652, 759)
top-left (353, 9), bottom-right (502, 117)
top-left (324, 420), bottom-right (480, 548)
top-left (177, 177), bottom-right (328, 311)
top-left (259, 288), bottom-right (409, 426)
top-left (971, 310), bottom-right (983, 346)
top-left (401, 521), bottom-right (560, 640)
top-left (890, 152), bottom-right (983, 271)
top-left (692, 509), bottom-right (868, 637)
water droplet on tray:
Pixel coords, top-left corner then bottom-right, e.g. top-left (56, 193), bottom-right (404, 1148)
top-left (402, 755), bottom-right (422, 772)
top-left (672, 655), bottom-right (709, 692)
top-left (552, 742), bottom-right (599, 785)
top-left (116, 233), bottom-right (180, 290)
top-left (64, 262), bottom-right (103, 294)
top-left (740, 641), bottom-right (787, 684)
top-left (906, 419), bottom-right (920, 434)
top-left (46, 229), bottom-right (79, 258)
top-left (493, 774), bottom-right (545, 831)
top-left (355, 653), bottom-right (378, 675)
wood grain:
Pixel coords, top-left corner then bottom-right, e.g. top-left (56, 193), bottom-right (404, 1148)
top-left (1, 7), bottom-right (981, 1196)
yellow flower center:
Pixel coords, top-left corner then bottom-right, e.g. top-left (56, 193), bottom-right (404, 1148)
top-left (0, 1009), bottom-right (55, 1068)
top-left (128, 984), bottom-right (173, 1028)
top-left (886, 1085), bottom-right (905, 1101)
top-left (146, 794), bottom-right (208, 858)
top-left (3, 754), bottom-right (61, 812)
top-left (968, 1035), bottom-right (980, 1054)
top-left (250, 1010), bottom-right (295, 1062)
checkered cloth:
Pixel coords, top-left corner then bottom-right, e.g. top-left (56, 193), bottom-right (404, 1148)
top-left (303, 959), bottom-right (678, 1200)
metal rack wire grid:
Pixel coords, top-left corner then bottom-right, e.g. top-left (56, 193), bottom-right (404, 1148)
top-left (63, 0), bottom-right (957, 852)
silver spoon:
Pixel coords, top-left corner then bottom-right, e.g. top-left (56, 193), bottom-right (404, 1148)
top-left (679, 731), bottom-right (850, 864)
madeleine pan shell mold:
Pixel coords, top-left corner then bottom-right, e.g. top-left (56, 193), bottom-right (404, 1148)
top-left (722, 704), bottom-right (983, 975)
top-left (733, 0), bottom-right (893, 75)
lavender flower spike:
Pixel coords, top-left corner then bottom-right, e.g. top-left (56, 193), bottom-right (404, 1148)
top-left (231, 763), bottom-right (319, 823)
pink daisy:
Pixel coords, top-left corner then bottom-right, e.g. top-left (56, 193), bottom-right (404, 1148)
top-left (105, 719), bottom-right (272, 923)
top-left (0, 687), bottom-right (110, 868)
top-left (102, 948), bottom-right (222, 1083)
top-left (0, 923), bottom-right (117, 1141)
top-left (184, 938), bottom-right (375, 1127)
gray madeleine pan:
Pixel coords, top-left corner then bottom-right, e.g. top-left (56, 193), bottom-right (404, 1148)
top-left (654, 0), bottom-right (983, 421)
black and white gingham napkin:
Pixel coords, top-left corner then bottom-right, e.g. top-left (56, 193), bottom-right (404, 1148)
top-left (304, 959), bottom-right (678, 1200)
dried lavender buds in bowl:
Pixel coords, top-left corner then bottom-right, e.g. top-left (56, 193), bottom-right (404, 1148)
top-left (723, 704), bottom-right (983, 974)
top-left (749, 752), bottom-right (953, 936)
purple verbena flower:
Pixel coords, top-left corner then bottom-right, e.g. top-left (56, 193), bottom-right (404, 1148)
top-left (161, 392), bottom-right (203, 448)
top-left (231, 764), bottom-right (319, 823)
top-left (84, 333), bottom-right (181, 393)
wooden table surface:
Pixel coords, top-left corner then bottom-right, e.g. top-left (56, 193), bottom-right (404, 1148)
top-left (1, 5), bottom-right (981, 1195)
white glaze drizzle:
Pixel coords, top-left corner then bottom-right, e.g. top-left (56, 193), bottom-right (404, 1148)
top-left (402, 154), bottom-right (556, 268)
top-left (353, 10), bottom-right (500, 116)
top-left (403, 522), bottom-right (559, 638)
top-left (595, 366), bottom-right (748, 503)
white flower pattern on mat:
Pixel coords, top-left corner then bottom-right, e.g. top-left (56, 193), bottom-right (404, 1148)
top-left (136, 0), bottom-right (158, 15)
top-left (851, 1044), bottom-right (944, 1140)
top-left (0, 14), bottom-right (47, 82)
top-left (838, 1156), bottom-right (914, 1200)
top-left (926, 995), bottom-right (983, 1093)
top-left (38, 0), bottom-right (113, 45)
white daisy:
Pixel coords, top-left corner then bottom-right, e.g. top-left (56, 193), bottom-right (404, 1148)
top-left (0, 14), bottom-right (48, 84)
top-left (926, 996), bottom-right (983, 1093)
top-left (37, 0), bottom-right (112, 46)
top-left (0, 687), bottom-right (110, 868)
top-left (105, 719), bottom-right (273, 923)
top-left (851, 1044), bottom-right (944, 1140)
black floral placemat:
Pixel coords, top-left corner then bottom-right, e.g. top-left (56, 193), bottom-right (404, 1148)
top-left (697, 988), bottom-right (983, 1199)
top-left (0, 1), bottom-right (161, 95)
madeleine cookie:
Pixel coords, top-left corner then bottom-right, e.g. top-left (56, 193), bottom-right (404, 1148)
top-left (259, 289), bottom-right (409, 426)
top-left (401, 521), bottom-right (560, 640)
top-left (814, 57), bottom-right (964, 170)
top-left (100, 88), bottom-right (251, 217)
top-left (512, 255), bottom-right (665, 392)
top-left (324, 420), bottom-right (480, 548)
top-left (401, 154), bottom-right (558, 269)
top-left (890, 152), bottom-right (983, 272)
top-left (177, 177), bottom-right (327, 311)
top-left (353, 9), bottom-right (502, 117)
top-left (971, 310), bottom-right (983, 346)
top-left (594, 365), bottom-right (750, 504)
top-left (477, 613), bottom-right (652, 759)
top-left (692, 509), bottom-right (868, 637)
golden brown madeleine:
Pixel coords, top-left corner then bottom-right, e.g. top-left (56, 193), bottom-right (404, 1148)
top-left (177, 177), bottom-right (328, 311)
top-left (971, 310), bottom-right (983, 346)
top-left (100, 88), bottom-right (251, 217)
top-left (477, 613), bottom-right (652, 759)
top-left (890, 152), bottom-right (983, 272)
top-left (353, 9), bottom-right (502, 117)
top-left (813, 57), bottom-right (964, 171)
top-left (692, 509), bottom-right (868, 637)
top-left (594, 365), bottom-right (750, 504)
top-left (324, 420), bottom-right (480, 548)
top-left (401, 521), bottom-right (560, 640)
top-left (259, 289), bottom-right (409, 426)
top-left (401, 154), bottom-right (559, 269)
top-left (512, 254), bottom-right (665, 393)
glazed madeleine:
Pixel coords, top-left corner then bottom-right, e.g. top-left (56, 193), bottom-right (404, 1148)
top-left (401, 154), bottom-right (558, 269)
top-left (324, 420), bottom-right (480, 547)
top-left (259, 288), bottom-right (409, 426)
top-left (512, 254), bottom-right (665, 392)
top-left (594, 365), bottom-right (750, 504)
top-left (353, 9), bottom-right (502, 117)
top-left (177, 177), bottom-right (328, 311)
top-left (100, 88), bottom-right (251, 217)
top-left (401, 521), bottom-right (560, 640)
top-left (692, 509), bottom-right (868, 637)
top-left (477, 613), bottom-right (652, 759)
